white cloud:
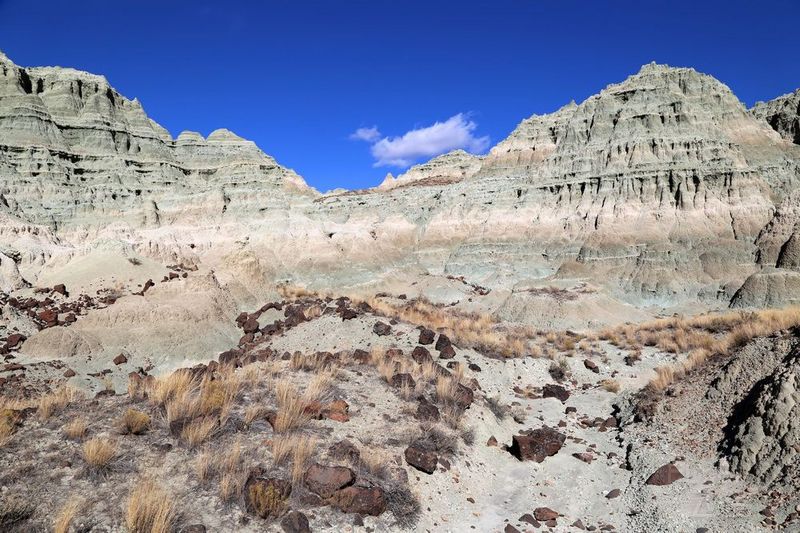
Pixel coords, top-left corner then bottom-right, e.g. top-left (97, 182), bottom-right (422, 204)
top-left (352, 114), bottom-right (490, 168)
top-left (349, 126), bottom-right (381, 142)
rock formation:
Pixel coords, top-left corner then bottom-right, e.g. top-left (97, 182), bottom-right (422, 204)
top-left (2, 52), bottom-right (800, 309)
top-left (752, 89), bottom-right (800, 144)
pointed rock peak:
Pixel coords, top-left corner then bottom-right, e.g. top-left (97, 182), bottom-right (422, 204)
top-left (207, 128), bottom-right (247, 142)
top-left (0, 50), bottom-right (13, 65)
top-left (377, 172), bottom-right (397, 190)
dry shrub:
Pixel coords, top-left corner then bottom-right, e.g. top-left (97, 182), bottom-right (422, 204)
top-left (195, 451), bottom-right (214, 482)
top-left (220, 471), bottom-right (245, 502)
top-left (53, 498), bottom-right (81, 533)
top-left (82, 437), bottom-right (117, 471)
top-left (149, 370), bottom-right (195, 408)
top-left (377, 356), bottom-right (397, 383)
top-left (63, 418), bottom-right (88, 440)
top-left (126, 479), bottom-right (176, 533)
top-left (359, 447), bottom-right (393, 479)
top-left (352, 294), bottom-right (531, 358)
top-left (291, 435), bottom-right (316, 486)
top-left (0, 419), bottom-right (13, 447)
top-left (120, 409), bottom-right (150, 435)
top-left (435, 376), bottom-right (459, 404)
top-left (600, 379), bottom-right (621, 393)
top-left (244, 405), bottom-right (267, 426)
top-left (273, 381), bottom-right (310, 433)
top-left (303, 370), bottom-right (334, 403)
top-left (38, 386), bottom-right (83, 420)
top-left (181, 417), bottom-right (217, 448)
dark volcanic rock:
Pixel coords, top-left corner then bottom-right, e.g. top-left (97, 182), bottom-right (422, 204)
top-left (280, 511), bottom-right (311, 533)
top-left (329, 482), bottom-right (387, 516)
top-left (645, 463), bottom-right (684, 486)
top-left (390, 373), bottom-right (416, 389)
top-left (435, 334), bottom-right (452, 351)
top-left (419, 328), bottom-right (435, 345)
top-left (405, 445), bottom-right (438, 474)
top-left (305, 463), bottom-right (355, 498)
top-left (373, 321), bottom-right (392, 336)
top-left (508, 427), bottom-right (566, 462)
top-left (411, 346), bottom-right (433, 365)
top-left (438, 344), bottom-right (456, 359)
top-left (542, 383), bottom-right (570, 403)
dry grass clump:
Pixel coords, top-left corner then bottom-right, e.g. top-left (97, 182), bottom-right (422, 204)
top-left (350, 294), bottom-right (533, 358)
top-left (195, 450), bottom-right (214, 482)
top-left (82, 437), bottom-right (117, 471)
top-left (181, 416), bottom-right (218, 449)
top-left (37, 386), bottom-right (83, 420)
top-left (303, 370), bottom-right (335, 403)
top-left (271, 433), bottom-right (317, 485)
top-left (0, 419), bottom-right (13, 447)
top-left (273, 380), bottom-right (311, 433)
top-left (53, 498), bottom-right (81, 533)
top-left (63, 418), bottom-right (88, 440)
top-left (120, 409), bottom-right (150, 435)
top-left (125, 479), bottom-right (176, 533)
top-left (148, 370), bottom-right (195, 408)
top-left (435, 375), bottom-right (460, 404)
top-left (600, 379), bottom-right (621, 393)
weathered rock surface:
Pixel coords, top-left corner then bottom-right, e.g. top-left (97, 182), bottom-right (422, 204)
top-left (752, 89), bottom-right (800, 144)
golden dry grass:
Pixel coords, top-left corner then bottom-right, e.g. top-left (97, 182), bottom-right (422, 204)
top-left (0, 418), bottom-right (13, 447)
top-left (600, 379), bottom-right (621, 393)
top-left (126, 479), bottom-right (176, 533)
top-left (435, 375), bottom-right (460, 404)
top-left (120, 409), bottom-right (150, 435)
top-left (82, 437), bottom-right (117, 470)
top-left (271, 433), bottom-right (316, 481)
top-left (63, 418), bottom-right (88, 440)
top-left (303, 370), bottom-right (334, 403)
top-left (181, 416), bottom-right (217, 448)
top-left (53, 498), bottom-right (81, 533)
top-left (37, 386), bottom-right (83, 420)
top-left (195, 451), bottom-right (213, 482)
top-left (273, 381), bottom-right (311, 433)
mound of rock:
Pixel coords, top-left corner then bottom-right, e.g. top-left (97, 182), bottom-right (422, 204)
top-left (724, 346), bottom-right (800, 486)
top-left (730, 267), bottom-right (800, 307)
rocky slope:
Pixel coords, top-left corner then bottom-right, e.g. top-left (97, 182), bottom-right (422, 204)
top-left (752, 89), bottom-right (800, 145)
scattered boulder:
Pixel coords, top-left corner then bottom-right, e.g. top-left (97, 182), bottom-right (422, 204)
top-left (572, 452), bottom-right (594, 464)
top-left (243, 316), bottom-right (260, 334)
top-left (645, 463), bottom-right (684, 486)
top-left (53, 283), bottom-right (68, 296)
top-left (419, 328), bottom-right (435, 345)
top-left (508, 427), bottom-right (566, 462)
top-left (411, 346), bottom-right (432, 365)
top-left (5, 333), bottom-right (26, 349)
top-left (416, 399), bottom-right (440, 421)
top-left (439, 345), bottom-right (456, 359)
top-left (606, 489), bottom-right (621, 499)
top-left (329, 482), bottom-right (387, 516)
top-left (405, 445), bottom-right (438, 474)
top-left (373, 321), bottom-right (392, 336)
top-left (390, 373), bottom-right (416, 389)
top-left (280, 511), bottom-right (311, 533)
top-left (63, 368), bottom-right (76, 378)
top-left (113, 353), bottom-right (128, 365)
top-left (435, 334), bottom-right (452, 351)
top-left (305, 463), bottom-right (355, 498)
top-left (533, 507), bottom-right (559, 521)
top-left (584, 359), bottom-right (599, 373)
top-left (329, 440), bottom-right (360, 463)
top-left (542, 384), bottom-right (570, 403)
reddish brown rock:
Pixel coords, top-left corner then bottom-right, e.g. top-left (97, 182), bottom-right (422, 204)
top-left (53, 284), bottom-right (68, 296)
top-left (411, 346), bottom-right (433, 365)
top-left (415, 399), bottom-right (440, 421)
top-left (453, 383), bottom-right (474, 409)
top-left (280, 511), bottom-right (311, 533)
top-left (645, 463), bottom-right (684, 486)
top-left (405, 445), bottom-right (438, 474)
top-left (584, 359), bottom-right (599, 373)
top-left (329, 483), bottom-right (387, 516)
top-left (487, 436), bottom-right (498, 447)
top-left (63, 368), bottom-right (76, 378)
top-left (419, 328), bottom-right (435, 345)
top-left (5, 333), bottom-right (26, 349)
top-left (572, 452), bottom-right (594, 463)
top-left (113, 353), bottom-right (128, 365)
top-left (373, 321), bottom-right (392, 336)
top-left (322, 399), bottom-right (350, 422)
top-left (606, 488), bottom-right (621, 498)
top-left (533, 507), bottom-right (559, 521)
top-left (542, 384), bottom-right (570, 403)
top-left (508, 427), bottom-right (566, 462)
top-left (242, 316), bottom-right (260, 334)
top-left (305, 463), bottom-right (355, 498)
top-left (438, 344), bottom-right (456, 359)
top-left (435, 334), bottom-right (452, 351)
top-left (390, 373), bottom-right (416, 389)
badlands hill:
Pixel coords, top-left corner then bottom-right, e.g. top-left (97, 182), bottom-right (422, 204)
top-left (1, 52), bottom-right (800, 533)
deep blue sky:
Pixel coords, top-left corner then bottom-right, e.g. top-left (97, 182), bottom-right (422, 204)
top-left (1, 1), bottom-right (798, 191)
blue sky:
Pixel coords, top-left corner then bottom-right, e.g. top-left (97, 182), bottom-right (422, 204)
top-left (1, 0), bottom-right (798, 191)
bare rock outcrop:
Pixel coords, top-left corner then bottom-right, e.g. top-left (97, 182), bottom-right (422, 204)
top-left (752, 89), bottom-right (800, 144)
